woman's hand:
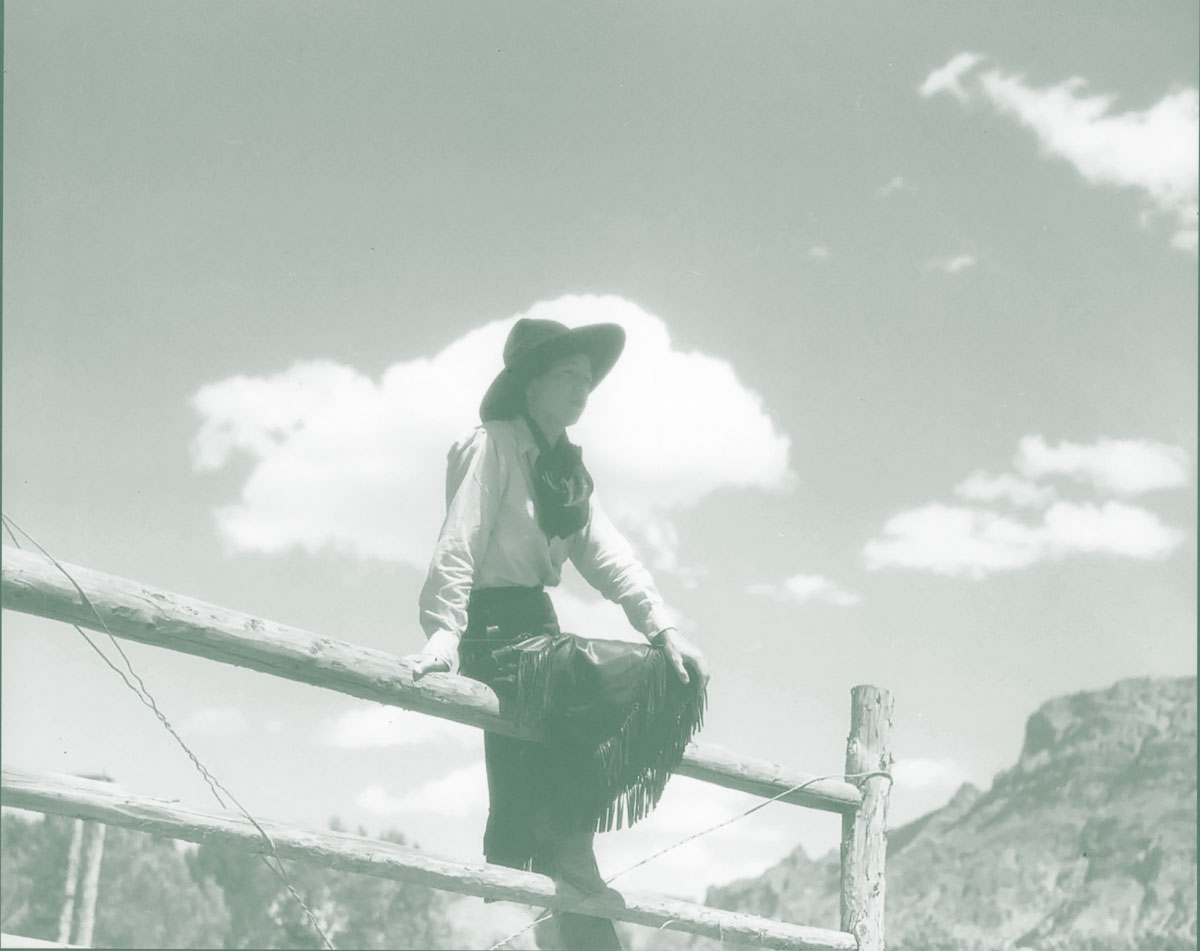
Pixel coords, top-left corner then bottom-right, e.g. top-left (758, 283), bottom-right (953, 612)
top-left (405, 630), bottom-right (458, 681)
top-left (404, 652), bottom-right (451, 681)
top-left (654, 628), bottom-right (710, 689)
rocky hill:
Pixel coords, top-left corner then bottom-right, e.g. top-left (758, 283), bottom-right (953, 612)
top-left (640, 676), bottom-right (1196, 951)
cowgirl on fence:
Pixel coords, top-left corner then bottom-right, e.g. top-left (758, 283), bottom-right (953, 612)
top-left (405, 318), bottom-right (710, 951)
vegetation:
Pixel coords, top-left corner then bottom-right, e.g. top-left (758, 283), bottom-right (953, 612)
top-left (0, 810), bottom-right (452, 950)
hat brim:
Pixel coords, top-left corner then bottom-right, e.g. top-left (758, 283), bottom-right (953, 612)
top-left (479, 323), bottom-right (626, 422)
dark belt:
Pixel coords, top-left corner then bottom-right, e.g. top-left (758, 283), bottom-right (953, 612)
top-left (460, 586), bottom-right (560, 698)
top-left (464, 586), bottom-right (558, 643)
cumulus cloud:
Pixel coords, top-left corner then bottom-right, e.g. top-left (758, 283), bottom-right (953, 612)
top-left (867, 434), bottom-right (1190, 578)
top-left (314, 705), bottom-right (477, 750)
top-left (179, 708), bottom-right (248, 737)
top-left (866, 504), bottom-right (1042, 577)
top-left (1015, 435), bottom-right (1191, 496)
top-left (919, 52), bottom-right (985, 102)
top-left (190, 296), bottom-right (793, 577)
top-left (357, 761), bottom-right (488, 818)
top-left (746, 574), bottom-right (861, 607)
top-left (954, 471), bottom-right (1057, 508)
top-left (864, 499), bottom-right (1183, 578)
top-left (921, 54), bottom-right (1199, 251)
top-left (928, 253), bottom-right (977, 274)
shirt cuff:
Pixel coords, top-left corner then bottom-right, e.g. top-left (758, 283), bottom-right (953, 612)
top-left (641, 603), bottom-right (677, 642)
top-left (424, 629), bottom-right (461, 675)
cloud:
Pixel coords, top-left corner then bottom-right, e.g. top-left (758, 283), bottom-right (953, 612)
top-left (892, 757), bottom-right (974, 790)
top-left (954, 471), bottom-right (1057, 508)
top-left (807, 245), bottom-right (831, 260)
top-left (876, 175), bottom-right (914, 199)
top-left (865, 504), bottom-right (1042, 577)
top-left (1015, 435), bottom-right (1191, 496)
top-left (979, 74), bottom-right (1198, 250)
top-left (746, 574), bottom-right (861, 607)
top-left (928, 253), bottom-right (977, 274)
top-left (631, 515), bottom-right (710, 588)
top-left (357, 766), bottom-right (823, 900)
top-left (919, 52), bottom-right (985, 102)
top-left (595, 776), bottom-right (836, 900)
top-left (190, 295), bottom-right (793, 576)
top-left (314, 705), bottom-right (477, 750)
top-left (867, 434), bottom-right (1190, 578)
top-left (357, 761), bottom-right (488, 818)
top-left (179, 708), bottom-right (248, 737)
top-left (864, 499), bottom-right (1183, 579)
top-left (552, 586), bottom-right (664, 641)
top-left (1040, 500), bottom-right (1185, 558)
top-left (922, 54), bottom-right (1199, 251)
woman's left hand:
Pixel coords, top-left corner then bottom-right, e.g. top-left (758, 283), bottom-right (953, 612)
top-left (655, 628), bottom-right (710, 689)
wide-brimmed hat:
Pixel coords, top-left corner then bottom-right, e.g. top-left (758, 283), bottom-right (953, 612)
top-left (479, 318), bottom-right (626, 421)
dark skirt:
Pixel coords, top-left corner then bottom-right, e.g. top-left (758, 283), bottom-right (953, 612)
top-left (459, 586), bottom-right (707, 874)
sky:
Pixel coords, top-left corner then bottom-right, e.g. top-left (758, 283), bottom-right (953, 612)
top-left (2, 0), bottom-right (1197, 913)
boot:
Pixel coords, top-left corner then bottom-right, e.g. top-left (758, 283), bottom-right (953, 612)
top-left (530, 817), bottom-right (624, 950)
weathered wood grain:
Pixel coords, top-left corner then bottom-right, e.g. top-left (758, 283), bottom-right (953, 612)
top-left (1, 768), bottom-right (858, 951)
top-left (839, 684), bottom-right (893, 951)
top-left (1, 546), bottom-right (861, 813)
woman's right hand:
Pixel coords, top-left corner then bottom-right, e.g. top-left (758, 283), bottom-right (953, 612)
top-left (404, 652), bottom-right (451, 681)
top-left (405, 630), bottom-right (459, 680)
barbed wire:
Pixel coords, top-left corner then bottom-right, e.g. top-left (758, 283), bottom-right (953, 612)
top-left (2, 515), bottom-right (897, 951)
top-left (487, 765), bottom-right (892, 948)
top-left (1, 514), bottom-right (337, 951)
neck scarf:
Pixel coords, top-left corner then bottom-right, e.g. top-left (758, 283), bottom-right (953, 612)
top-left (522, 413), bottom-right (594, 539)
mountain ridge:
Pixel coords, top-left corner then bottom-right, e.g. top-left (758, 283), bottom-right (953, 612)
top-left (634, 675), bottom-right (1196, 951)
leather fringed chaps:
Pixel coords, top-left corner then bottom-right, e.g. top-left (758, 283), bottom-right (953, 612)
top-left (460, 587), bottom-right (707, 873)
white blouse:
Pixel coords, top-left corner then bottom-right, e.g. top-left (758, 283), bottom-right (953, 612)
top-left (418, 416), bottom-right (674, 673)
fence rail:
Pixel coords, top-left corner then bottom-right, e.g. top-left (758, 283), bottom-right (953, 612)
top-left (0, 545), bottom-right (892, 950)
top-left (0, 546), bottom-right (862, 814)
top-left (1, 768), bottom-right (857, 951)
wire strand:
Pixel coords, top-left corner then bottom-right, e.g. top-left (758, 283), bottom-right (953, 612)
top-left (2, 517), bottom-right (896, 951)
top-left (1, 515), bottom-right (337, 951)
top-left (487, 769), bottom-right (894, 950)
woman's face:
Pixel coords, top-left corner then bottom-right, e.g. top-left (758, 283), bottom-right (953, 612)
top-left (525, 353), bottom-right (594, 429)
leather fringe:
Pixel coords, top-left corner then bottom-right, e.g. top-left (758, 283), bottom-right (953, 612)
top-left (491, 634), bottom-right (560, 728)
top-left (512, 639), bottom-right (557, 728)
top-left (501, 635), bottom-right (708, 835)
top-left (591, 649), bottom-right (708, 834)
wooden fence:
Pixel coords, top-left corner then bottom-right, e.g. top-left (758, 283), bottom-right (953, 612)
top-left (0, 546), bottom-right (893, 950)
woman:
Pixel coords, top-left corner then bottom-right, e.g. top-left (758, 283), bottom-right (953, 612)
top-left (406, 317), bottom-right (710, 951)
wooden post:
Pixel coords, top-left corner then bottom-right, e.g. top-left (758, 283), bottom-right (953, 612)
top-left (56, 820), bottom-right (85, 944)
top-left (73, 821), bottom-right (106, 947)
top-left (839, 685), bottom-right (893, 951)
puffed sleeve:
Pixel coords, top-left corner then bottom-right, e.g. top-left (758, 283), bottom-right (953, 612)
top-left (417, 426), bottom-right (507, 672)
top-left (568, 492), bottom-right (675, 640)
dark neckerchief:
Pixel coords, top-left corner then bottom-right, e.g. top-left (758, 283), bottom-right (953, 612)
top-left (522, 413), bottom-right (594, 540)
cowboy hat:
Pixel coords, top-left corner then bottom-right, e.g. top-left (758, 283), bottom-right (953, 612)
top-left (479, 318), bottom-right (626, 421)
